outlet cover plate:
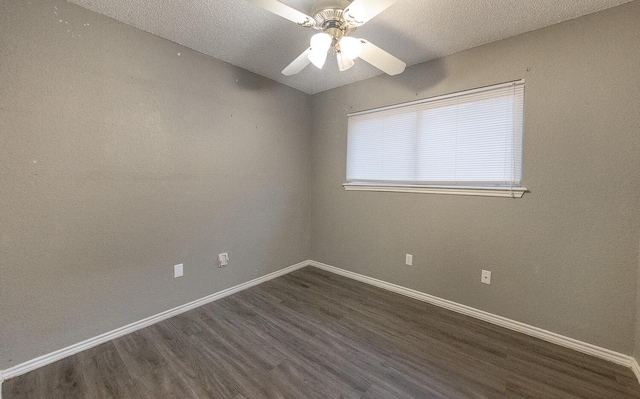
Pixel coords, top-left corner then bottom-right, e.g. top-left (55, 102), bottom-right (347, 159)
top-left (174, 263), bottom-right (183, 278)
top-left (481, 270), bottom-right (491, 284)
top-left (405, 254), bottom-right (413, 266)
top-left (218, 253), bottom-right (229, 267)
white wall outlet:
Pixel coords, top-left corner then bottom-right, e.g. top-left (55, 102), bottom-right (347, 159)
top-left (481, 270), bottom-right (491, 284)
top-left (174, 263), bottom-right (183, 278)
top-left (405, 254), bottom-right (413, 266)
top-left (218, 253), bottom-right (229, 268)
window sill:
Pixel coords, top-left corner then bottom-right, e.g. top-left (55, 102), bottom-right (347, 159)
top-left (343, 184), bottom-right (528, 198)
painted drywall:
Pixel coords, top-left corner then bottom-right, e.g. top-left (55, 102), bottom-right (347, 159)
top-left (310, 1), bottom-right (640, 354)
top-left (0, 0), bottom-right (311, 369)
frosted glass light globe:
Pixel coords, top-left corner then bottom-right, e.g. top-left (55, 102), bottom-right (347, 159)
top-left (310, 32), bottom-right (332, 51)
top-left (339, 36), bottom-right (362, 60)
top-left (308, 32), bottom-right (332, 69)
top-left (337, 51), bottom-right (355, 71)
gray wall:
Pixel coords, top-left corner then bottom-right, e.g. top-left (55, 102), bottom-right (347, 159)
top-left (0, 0), bottom-right (311, 369)
top-left (310, 1), bottom-right (640, 354)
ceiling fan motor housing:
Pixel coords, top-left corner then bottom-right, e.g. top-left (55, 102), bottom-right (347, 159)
top-left (313, 7), bottom-right (357, 46)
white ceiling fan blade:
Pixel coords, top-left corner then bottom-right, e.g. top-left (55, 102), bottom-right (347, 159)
top-left (247, 0), bottom-right (316, 27)
top-left (343, 0), bottom-right (398, 27)
top-left (282, 48), bottom-right (312, 76)
top-left (359, 39), bottom-right (406, 75)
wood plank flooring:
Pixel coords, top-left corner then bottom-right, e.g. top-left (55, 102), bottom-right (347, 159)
top-left (4, 266), bottom-right (640, 398)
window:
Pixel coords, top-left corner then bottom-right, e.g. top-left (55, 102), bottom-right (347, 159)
top-left (345, 80), bottom-right (527, 197)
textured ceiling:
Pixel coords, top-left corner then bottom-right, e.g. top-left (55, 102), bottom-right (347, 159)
top-left (67, 0), bottom-right (633, 94)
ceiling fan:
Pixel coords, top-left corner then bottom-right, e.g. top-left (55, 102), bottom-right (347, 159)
top-left (247, 0), bottom-right (406, 76)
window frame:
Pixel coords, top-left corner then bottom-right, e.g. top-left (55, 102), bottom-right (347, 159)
top-left (344, 80), bottom-right (528, 198)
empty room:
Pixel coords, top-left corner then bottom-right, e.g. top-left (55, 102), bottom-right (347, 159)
top-left (2, 0), bottom-right (640, 398)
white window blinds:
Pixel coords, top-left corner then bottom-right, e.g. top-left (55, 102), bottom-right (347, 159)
top-left (346, 81), bottom-right (525, 188)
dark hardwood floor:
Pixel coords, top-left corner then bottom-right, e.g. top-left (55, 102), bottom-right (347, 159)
top-left (4, 266), bottom-right (640, 398)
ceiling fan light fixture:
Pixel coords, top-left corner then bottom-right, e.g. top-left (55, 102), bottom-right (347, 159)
top-left (308, 32), bottom-right (332, 69)
top-left (253, 0), bottom-right (405, 77)
top-left (339, 36), bottom-right (363, 59)
top-left (308, 49), bottom-right (328, 69)
top-left (310, 32), bottom-right (332, 50)
top-left (337, 51), bottom-right (355, 71)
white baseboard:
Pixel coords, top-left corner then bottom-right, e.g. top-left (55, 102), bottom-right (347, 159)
top-left (308, 260), bottom-right (637, 371)
top-left (3, 259), bottom-right (639, 389)
top-left (632, 358), bottom-right (640, 384)
top-left (0, 260), bottom-right (308, 382)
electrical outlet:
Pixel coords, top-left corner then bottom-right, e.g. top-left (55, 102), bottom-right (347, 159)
top-left (174, 263), bottom-right (183, 278)
top-left (481, 270), bottom-right (491, 284)
top-left (218, 253), bottom-right (229, 268)
top-left (405, 254), bottom-right (413, 266)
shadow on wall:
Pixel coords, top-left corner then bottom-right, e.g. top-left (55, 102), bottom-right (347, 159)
top-left (354, 54), bottom-right (448, 100)
top-left (233, 67), bottom-right (278, 91)
top-left (397, 56), bottom-right (448, 93)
